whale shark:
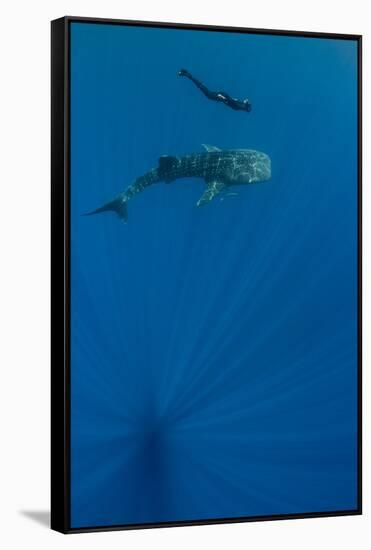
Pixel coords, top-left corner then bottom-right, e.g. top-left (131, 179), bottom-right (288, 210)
top-left (85, 144), bottom-right (271, 222)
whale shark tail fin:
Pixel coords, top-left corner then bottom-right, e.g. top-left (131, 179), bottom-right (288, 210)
top-left (84, 197), bottom-right (128, 222)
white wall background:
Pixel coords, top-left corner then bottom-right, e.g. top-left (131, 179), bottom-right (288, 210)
top-left (0, 0), bottom-right (368, 547)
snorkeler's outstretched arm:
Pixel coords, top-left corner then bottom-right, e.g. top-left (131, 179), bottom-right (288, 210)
top-left (178, 69), bottom-right (217, 100)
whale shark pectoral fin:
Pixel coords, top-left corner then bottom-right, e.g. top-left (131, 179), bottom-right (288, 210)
top-left (202, 144), bottom-right (221, 152)
top-left (197, 180), bottom-right (226, 207)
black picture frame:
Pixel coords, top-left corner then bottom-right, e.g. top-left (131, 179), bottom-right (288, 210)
top-left (51, 16), bottom-right (362, 534)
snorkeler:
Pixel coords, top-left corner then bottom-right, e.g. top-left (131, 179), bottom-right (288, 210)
top-left (178, 69), bottom-right (252, 112)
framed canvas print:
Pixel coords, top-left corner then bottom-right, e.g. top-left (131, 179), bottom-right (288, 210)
top-left (51, 16), bottom-right (362, 533)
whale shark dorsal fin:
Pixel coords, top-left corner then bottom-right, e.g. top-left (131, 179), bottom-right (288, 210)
top-left (202, 144), bottom-right (221, 152)
top-left (158, 155), bottom-right (177, 169)
top-left (158, 155), bottom-right (179, 183)
top-left (197, 180), bottom-right (226, 207)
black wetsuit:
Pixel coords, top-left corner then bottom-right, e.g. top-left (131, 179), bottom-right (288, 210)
top-left (178, 69), bottom-right (251, 112)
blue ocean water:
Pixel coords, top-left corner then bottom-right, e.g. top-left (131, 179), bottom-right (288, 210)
top-left (70, 22), bottom-right (358, 529)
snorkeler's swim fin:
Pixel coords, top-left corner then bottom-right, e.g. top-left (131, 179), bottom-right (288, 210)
top-left (84, 196), bottom-right (128, 222)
